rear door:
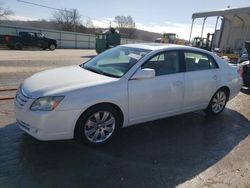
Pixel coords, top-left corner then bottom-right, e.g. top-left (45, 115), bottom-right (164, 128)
top-left (182, 51), bottom-right (219, 111)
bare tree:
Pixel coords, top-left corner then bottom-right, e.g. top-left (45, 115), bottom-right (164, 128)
top-left (52, 8), bottom-right (81, 32)
top-left (114, 16), bottom-right (136, 38)
top-left (85, 18), bottom-right (94, 28)
top-left (0, 3), bottom-right (14, 22)
top-left (114, 16), bottom-right (136, 29)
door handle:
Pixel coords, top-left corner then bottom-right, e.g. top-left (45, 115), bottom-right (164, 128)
top-left (212, 75), bottom-right (217, 80)
top-left (174, 81), bottom-right (182, 86)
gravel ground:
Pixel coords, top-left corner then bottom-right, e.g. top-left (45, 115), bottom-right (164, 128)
top-left (0, 49), bottom-right (250, 188)
top-left (0, 49), bottom-right (95, 88)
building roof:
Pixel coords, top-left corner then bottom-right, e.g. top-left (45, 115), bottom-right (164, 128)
top-left (192, 6), bottom-right (250, 19)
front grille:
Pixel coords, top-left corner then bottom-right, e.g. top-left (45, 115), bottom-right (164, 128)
top-left (15, 87), bottom-right (31, 109)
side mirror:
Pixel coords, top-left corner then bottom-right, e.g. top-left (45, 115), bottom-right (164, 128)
top-left (131, 68), bottom-right (155, 80)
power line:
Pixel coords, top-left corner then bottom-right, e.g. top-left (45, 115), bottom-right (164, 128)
top-left (16, 0), bottom-right (112, 26)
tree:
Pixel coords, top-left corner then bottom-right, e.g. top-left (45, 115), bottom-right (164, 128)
top-left (85, 18), bottom-right (94, 28)
top-left (114, 16), bottom-right (136, 29)
top-left (52, 8), bottom-right (81, 32)
top-left (0, 3), bottom-right (14, 22)
top-left (114, 16), bottom-right (136, 38)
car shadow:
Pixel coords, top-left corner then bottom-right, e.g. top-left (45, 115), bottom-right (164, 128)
top-left (241, 86), bottom-right (250, 95)
top-left (0, 109), bottom-right (249, 187)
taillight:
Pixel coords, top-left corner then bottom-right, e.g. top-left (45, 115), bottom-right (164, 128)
top-left (4, 36), bottom-right (10, 42)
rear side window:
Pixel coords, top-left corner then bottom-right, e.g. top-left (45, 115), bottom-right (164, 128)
top-left (184, 52), bottom-right (217, 72)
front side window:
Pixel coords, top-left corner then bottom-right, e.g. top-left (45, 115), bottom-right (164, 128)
top-left (28, 33), bottom-right (35, 38)
top-left (142, 51), bottom-right (180, 76)
top-left (36, 33), bottom-right (44, 38)
top-left (184, 52), bottom-right (217, 72)
top-left (81, 46), bottom-right (151, 78)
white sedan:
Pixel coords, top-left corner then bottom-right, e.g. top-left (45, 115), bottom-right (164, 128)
top-left (15, 44), bottom-right (242, 145)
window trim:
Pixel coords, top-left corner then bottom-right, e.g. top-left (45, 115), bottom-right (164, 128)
top-left (181, 50), bottom-right (219, 72)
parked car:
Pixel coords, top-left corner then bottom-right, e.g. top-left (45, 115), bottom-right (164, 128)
top-left (238, 48), bottom-right (249, 63)
top-left (0, 31), bottom-right (57, 50)
top-left (15, 44), bottom-right (242, 145)
top-left (238, 60), bottom-right (250, 86)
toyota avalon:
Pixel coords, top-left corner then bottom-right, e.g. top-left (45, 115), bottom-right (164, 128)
top-left (15, 44), bottom-right (243, 145)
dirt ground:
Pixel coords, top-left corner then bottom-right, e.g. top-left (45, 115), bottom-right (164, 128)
top-left (0, 49), bottom-right (250, 188)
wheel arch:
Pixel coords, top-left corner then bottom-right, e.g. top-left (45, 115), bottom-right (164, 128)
top-left (74, 102), bottom-right (124, 136)
top-left (218, 86), bottom-right (230, 101)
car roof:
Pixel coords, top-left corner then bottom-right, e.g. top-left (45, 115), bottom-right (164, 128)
top-left (121, 43), bottom-right (211, 54)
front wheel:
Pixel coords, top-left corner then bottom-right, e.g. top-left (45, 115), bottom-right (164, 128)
top-left (204, 89), bottom-right (228, 115)
top-left (74, 105), bottom-right (122, 146)
top-left (49, 43), bottom-right (56, 50)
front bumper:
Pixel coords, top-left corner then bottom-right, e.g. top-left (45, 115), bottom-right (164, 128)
top-left (15, 95), bottom-right (82, 141)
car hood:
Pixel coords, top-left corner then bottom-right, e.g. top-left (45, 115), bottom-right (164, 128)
top-left (22, 65), bottom-right (117, 98)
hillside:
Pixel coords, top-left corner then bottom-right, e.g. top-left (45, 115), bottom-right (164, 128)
top-left (0, 20), bottom-right (162, 41)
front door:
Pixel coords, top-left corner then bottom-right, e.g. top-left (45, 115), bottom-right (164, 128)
top-left (128, 50), bottom-right (184, 124)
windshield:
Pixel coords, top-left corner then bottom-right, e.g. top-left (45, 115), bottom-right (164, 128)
top-left (81, 46), bottom-right (151, 78)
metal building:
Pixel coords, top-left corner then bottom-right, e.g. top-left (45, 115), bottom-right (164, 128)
top-left (189, 7), bottom-right (250, 53)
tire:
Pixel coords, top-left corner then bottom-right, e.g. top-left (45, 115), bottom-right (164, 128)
top-left (14, 42), bottom-right (23, 50)
top-left (74, 104), bottom-right (122, 146)
top-left (7, 45), bottom-right (14, 49)
top-left (49, 43), bottom-right (56, 51)
top-left (204, 88), bottom-right (228, 116)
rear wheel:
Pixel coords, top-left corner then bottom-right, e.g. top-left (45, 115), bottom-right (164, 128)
top-left (14, 42), bottom-right (23, 50)
top-left (204, 89), bottom-right (228, 115)
top-left (7, 45), bottom-right (14, 49)
top-left (74, 105), bottom-right (122, 146)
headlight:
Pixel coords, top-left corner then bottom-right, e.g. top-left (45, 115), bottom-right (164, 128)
top-left (30, 96), bottom-right (64, 111)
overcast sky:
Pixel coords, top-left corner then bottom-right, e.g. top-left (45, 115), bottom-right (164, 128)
top-left (1, 0), bottom-right (250, 39)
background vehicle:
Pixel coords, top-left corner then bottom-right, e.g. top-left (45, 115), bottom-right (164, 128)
top-left (15, 44), bottom-right (242, 146)
top-left (191, 33), bottom-right (239, 63)
top-left (239, 41), bottom-right (250, 86)
top-left (191, 33), bottom-right (214, 51)
top-left (238, 48), bottom-right (249, 63)
top-left (155, 33), bottom-right (186, 45)
top-left (0, 31), bottom-right (57, 50)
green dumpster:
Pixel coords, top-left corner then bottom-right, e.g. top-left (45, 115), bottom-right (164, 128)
top-left (95, 28), bottom-right (120, 54)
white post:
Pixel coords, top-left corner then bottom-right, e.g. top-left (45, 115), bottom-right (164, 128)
top-left (201, 17), bottom-right (207, 38)
top-left (214, 16), bottom-right (219, 32)
top-left (189, 19), bottom-right (194, 43)
top-left (212, 16), bottom-right (219, 49)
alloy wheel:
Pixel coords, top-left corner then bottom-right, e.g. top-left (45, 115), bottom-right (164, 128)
top-left (84, 111), bottom-right (116, 143)
top-left (211, 91), bottom-right (226, 113)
